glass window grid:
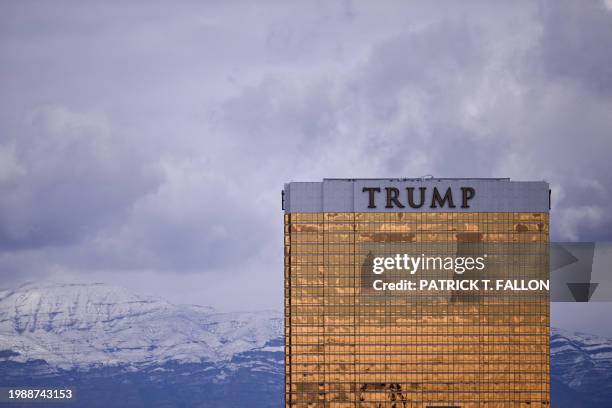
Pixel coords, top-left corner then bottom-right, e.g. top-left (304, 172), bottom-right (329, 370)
top-left (285, 212), bottom-right (550, 408)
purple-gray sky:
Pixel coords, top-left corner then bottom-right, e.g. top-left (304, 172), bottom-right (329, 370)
top-left (1, 1), bottom-right (612, 333)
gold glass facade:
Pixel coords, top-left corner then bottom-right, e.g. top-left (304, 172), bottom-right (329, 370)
top-left (284, 211), bottom-right (549, 408)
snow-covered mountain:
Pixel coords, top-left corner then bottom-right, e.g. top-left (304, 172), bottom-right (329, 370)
top-left (551, 327), bottom-right (612, 406)
top-left (0, 282), bottom-right (282, 369)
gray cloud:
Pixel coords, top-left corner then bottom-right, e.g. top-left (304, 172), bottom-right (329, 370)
top-left (0, 105), bottom-right (161, 251)
top-left (0, 0), bottom-right (611, 311)
top-left (539, 0), bottom-right (612, 97)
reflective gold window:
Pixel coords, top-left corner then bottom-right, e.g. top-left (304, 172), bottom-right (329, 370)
top-left (284, 212), bottom-right (549, 408)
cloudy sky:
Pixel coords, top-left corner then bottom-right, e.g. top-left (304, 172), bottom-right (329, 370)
top-left (1, 1), bottom-right (612, 332)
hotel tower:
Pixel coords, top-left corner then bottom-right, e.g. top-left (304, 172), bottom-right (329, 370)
top-left (283, 178), bottom-right (550, 408)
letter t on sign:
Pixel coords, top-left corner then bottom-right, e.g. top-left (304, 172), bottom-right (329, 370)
top-left (362, 187), bottom-right (381, 209)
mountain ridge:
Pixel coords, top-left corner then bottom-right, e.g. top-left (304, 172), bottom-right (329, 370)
top-left (0, 281), bottom-right (282, 369)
